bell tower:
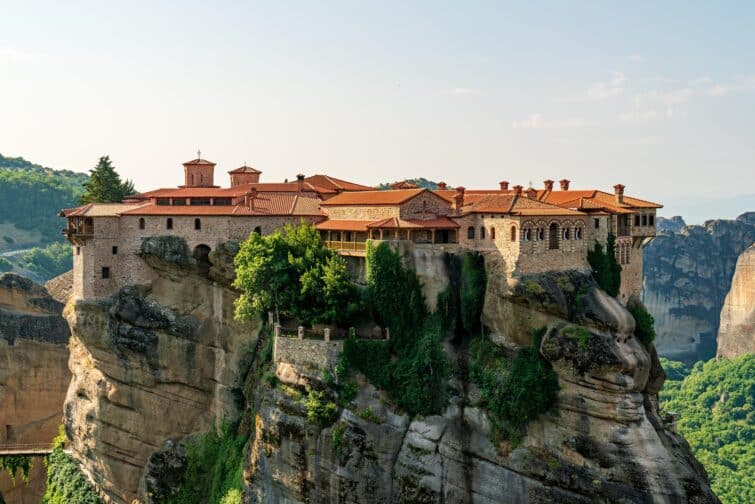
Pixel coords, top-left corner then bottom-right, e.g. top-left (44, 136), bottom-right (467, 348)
top-left (181, 152), bottom-right (218, 188)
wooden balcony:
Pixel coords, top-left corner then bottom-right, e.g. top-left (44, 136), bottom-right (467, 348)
top-left (324, 240), bottom-right (367, 253)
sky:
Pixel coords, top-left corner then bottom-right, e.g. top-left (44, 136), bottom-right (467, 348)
top-left (1, 1), bottom-right (753, 224)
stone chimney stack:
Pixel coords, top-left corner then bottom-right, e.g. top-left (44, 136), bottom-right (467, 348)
top-left (437, 181), bottom-right (447, 190)
top-left (559, 179), bottom-right (570, 191)
top-left (499, 180), bottom-right (509, 190)
top-left (454, 186), bottom-right (466, 214)
top-left (513, 185), bottom-right (523, 196)
top-left (296, 174), bottom-right (305, 192)
top-left (526, 186), bottom-right (537, 199)
top-left (614, 184), bottom-right (625, 204)
top-left (544, 179), bottom-right (554, 191)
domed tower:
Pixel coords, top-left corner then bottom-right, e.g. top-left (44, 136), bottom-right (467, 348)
top-left (181, 156), bottom-right (218, 188)
top-left (228, 165), bottom-right (262, 187)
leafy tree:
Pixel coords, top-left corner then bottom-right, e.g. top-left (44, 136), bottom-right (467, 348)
top-left (43, 426), bottom-right (101, 503)
top-left (660, 355), bottom-right (755, 504)
top-left (587, 233), bottom-right (621, 296)
top-left (627, 299), bottom-right (656, 347)
top-left (80, 156), bottom-right (135, 204)
top-left (18, 242), bottom-right (72, 280)
top-left (233, 222), bottom-right (356, 325)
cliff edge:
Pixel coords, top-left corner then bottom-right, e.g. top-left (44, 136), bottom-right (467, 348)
top-left (716, 244), bottom-right (755, 358)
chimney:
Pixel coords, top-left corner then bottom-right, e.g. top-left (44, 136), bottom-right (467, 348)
top-left (559, 179), bottom-right (570, 191)
top-left (499, 180), bottom-right (509, 191)
top-left (526, 186), bottom-right (537, 199)
top-left (513, 185), bottom-right (523, 196)
top-left (544, 179), bottom-right (554, 191)
top-left (614, 184), bottom-right (625, 204)
top-left (247, 188), bottom-right (258, 210)
top-left (437, 181), bottom-right (447, 190)
top-left (296, 174), bottom-right (305, 192)
top-left (454, 186), bottom-right (466, 214)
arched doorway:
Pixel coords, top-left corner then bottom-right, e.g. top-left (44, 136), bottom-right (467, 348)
top-left (548, 223), bottom-right (559, 249)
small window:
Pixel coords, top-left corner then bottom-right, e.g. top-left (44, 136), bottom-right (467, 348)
top-left (642, 214), bottom-right (648, 226)
top-left (194, 218), bottom-right (201, 230)
top-left (112, 246), bottom-right (118, 255)
top-left (76, 246), bottom-right (81, 255)
top-left (101, 267), bottom-right (110, 279)
top-left (574, 227), bottom-right (583, 240)
top-left (594, 218), bottom-right (600, 229)
top-left (173, 198), bottom-right (187, 206)
top-left (480, 227), bottom-right (486, 239)
top-left (490, 227), bottom-right (495, 240)
top-left (510, 225), bottom-right (517, 241)
top-left (139, 218), bottom-right (145, 230)
top-left (562, 227), bottom-right (570, 240)
top-left (536, 228), bottom-right (545, 241)
top-left (190, 198), bottom-right (211, 206)
top-left (634, 214), bottom-right (641, 226)
top-left (166, 218), bottom-right (173, 230)
top-left (253, 226), bottom-right (262, 235)
top-left (157, 198), bottom-right (171, 206)
top-left (522, 228), bottom-right (531, 241)
top-left (649, 215), bottom-right (655, 226)
top-left (467, 226), bottom-right (475, 239)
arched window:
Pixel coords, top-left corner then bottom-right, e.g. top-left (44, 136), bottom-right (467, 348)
top-left (480, 227), bottom-right (486, 239)
top-left (467, 226), bottom-right (475, 239)
top-left (490, 227), bottom-right (496, 240)
top-left (510, 225), bottom-right (517, 241)
top-left (537, 228), bottom-right (545, 241)
top-left (562, 227), bottom-right (570, 240)
top-left (194, 218), bottom-right (201, 230)
top-left (253, 226), bottom-right (262, 235)
top-left (574, 227), bottom-right (583, 240)
top-left (549, 223), bottom-right (559, 249)
top-left (166, 218), bottom-right (173, 230)
top-left (522, 228), bottom-right (531, 241)
top-left (139, 218), bottom-right (145, 230)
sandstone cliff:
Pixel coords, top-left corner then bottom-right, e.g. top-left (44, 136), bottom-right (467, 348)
top-left (0, 273), bottom-right (70, 504)
top-left (63, 237), bottom-right (260, 503)
top-left (245, 265), bottom-right (718, 503)
top-left (716, 244), bottom-right (755, 358)
top-left (643, 212), bottom-right (755, 361)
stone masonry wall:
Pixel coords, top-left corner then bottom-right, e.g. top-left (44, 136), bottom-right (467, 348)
top-left (398, 191), bottom-right (452, 219)
top-left (325, 206), bottom-right (400, 221)
top-left (273, 335), bottom-right (344, 384)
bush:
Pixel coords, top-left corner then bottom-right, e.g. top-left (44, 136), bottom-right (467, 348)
top-left (587, 233), bottom-right (621, 297)
top-left (18, 242), bottom-right (73, 280)
top-left (158, 422), bottom-right (246, 504)
top-left (627, 300), bottom-right (656, 347)
top-left (43, 426), bottom-right (101, 504)
top-left (0, 258), bottom-right (12, 272)
top-left (0, 455), bottom-right (32, 484)
top-left (304, 387), bottom-right (339, 427)
top-left (469, 330), bottom-right (559, 444)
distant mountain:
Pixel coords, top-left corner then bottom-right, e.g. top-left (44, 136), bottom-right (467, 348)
top-left (0, 153), bottom-right (88, 251)
top-left (656, 216), bottom-right (686, 233)
top-left (377, 178), bottom-right (450, 190)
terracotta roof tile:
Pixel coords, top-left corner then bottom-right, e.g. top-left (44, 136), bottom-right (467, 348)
top-left (182, 158), bottom-right (215, 166)
top-left (303, 174), bottom-right (373, 192)
top-left (316, 220), bottom-right (370, 232)
top-left (228, 165), bottom-right (262, 174)
top-left (119, 193), bottom-right (322, 217)
top-left (321, 188), bottom-right (428, 206)
top-left (366, 216), bottom-right (459, 229)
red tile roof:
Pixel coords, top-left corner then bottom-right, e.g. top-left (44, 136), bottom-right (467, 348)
top-left (461, 194), bottom-right (585, 216)
top-left (316, 220), bottom-right (370, 232)
top-left (228, 165), bottom-right (261, 174)
top-left (182, 158), bottom-right (215, 166)
top-left (367, 216), bottom-right (459, 229)
top-left (303, 174), bottom-right (373, 192)
top-left (321, 188), bottom-right (432, 206)
top-left (119, 193), bottom-right (322, 217)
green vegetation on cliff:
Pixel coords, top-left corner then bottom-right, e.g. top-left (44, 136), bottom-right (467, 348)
top-left (43, 427), bottom-right (101, 504)
top-left (17, 242), bottom-right (73, 280)
top-left (233, 222), bottom-right (359, 325)
top-left (587, 233), bottom-right (621, 296)
top-left (660, 355), bottom-right (755, 504)
top-left (627, 300), bottom-right (656, 347)
top-left (469, 329), bottom-right (560, 444)
top-left (158, 423), bottom-right (245, 504)
top-left (0, 455), bottom-right (32, 485)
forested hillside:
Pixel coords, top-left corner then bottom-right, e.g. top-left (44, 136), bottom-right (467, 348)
top-left (0, 153), bottom-right (88, 250)
top-left (660, 354), bottom-right (754, 504)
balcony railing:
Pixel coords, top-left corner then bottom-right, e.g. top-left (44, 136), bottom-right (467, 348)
top-left (324, 240), bottom-right (367, 252)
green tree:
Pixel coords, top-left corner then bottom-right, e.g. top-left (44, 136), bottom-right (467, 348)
top-left (587, 233), bottom-right (621, 296)
top-left (80, 156), bottom-right (135, 204)
top-left (233, 222), bottom-right (355, 325)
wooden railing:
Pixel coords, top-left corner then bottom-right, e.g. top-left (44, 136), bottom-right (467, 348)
top-left (324, 240), bottom-right (367, 252)
top-left (0, 443), bottom-right (53, 456)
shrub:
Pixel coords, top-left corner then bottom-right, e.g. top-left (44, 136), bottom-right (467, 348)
top-left (0, 257), bottom-right (12, 272)
top-left (157, 422), bottom-right (246, 504)
top-left (0, 455), bottom-right (32, 484)
top-left (587, 233), bottom-right (621, 297)
top-left (627, 300), bottom-right (656, 347)
top-left (469, 330), bottom-right (559, 444)
top-left (460, 253), bottom-right (487, 335)
top-left (2, 235), bottom-right (14, 244)
top-left (43, 426), bottom-right (101, 504)
top-left (304, 387), bottom-right (339, 427)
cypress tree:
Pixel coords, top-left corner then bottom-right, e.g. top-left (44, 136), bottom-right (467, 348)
top-left (80, 156), bottom-right (135, 204)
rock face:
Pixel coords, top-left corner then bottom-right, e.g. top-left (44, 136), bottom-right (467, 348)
top-left (643, 212), bottom-right (755, 361)
top-left (0, 273), bottom-right (70, 504)
top-left (716, 244), bottom-right (755, 358)
top-left (63, 238), bottom-right (260, 504)
top-left (245, 267), bottom-right (718, 503)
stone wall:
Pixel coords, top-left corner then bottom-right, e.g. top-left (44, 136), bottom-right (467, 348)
top-left (326, 205), bottom-right (400, 221)
top-left (398, 191), bottom-right (452, 219)
top-left (273, 335), bottom-right (344, 385)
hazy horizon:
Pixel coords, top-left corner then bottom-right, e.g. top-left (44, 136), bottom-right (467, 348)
top-left (2, 1), bottom-right (753, 224)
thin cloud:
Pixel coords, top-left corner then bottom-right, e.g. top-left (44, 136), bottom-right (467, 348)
top-left (708, 76), bottom-right (755, 96)
top-left (630, 53), bottom-right (642, 62)
top-left (0, 46), bottom-right (42, 64)
top-left (512, 114), bottom-right (599, 129)
top-left (634, 88), bottom-right (693, 107)
top-left (619, 109), bottom-right (658, 122)
top-left (555, 71), bottom-right (626, 102)
top-left (447, 87), bottom-right (480, 96)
